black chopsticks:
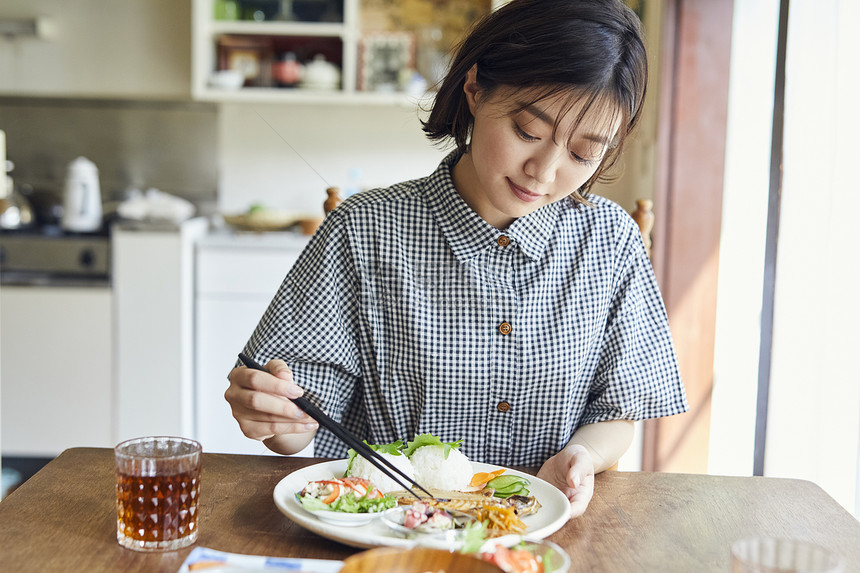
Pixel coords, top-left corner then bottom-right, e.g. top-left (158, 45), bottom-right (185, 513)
top-left (237, 353), bottom-right (433, 500)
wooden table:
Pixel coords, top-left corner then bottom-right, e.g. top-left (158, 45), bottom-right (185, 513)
top-left (1, 448), bottom-right (858, 572)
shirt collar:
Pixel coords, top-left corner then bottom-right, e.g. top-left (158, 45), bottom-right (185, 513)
top-left (423, 151), bottom-right (561, 263)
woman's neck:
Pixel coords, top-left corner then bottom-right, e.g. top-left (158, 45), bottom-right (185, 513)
top-left (451, 152), bottom-right (515, 230)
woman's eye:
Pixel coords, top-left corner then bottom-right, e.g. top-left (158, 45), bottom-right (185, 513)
top-left (514, 124), bottom-right (539, 141)
top-left (570, 151), bottom-right (600, 166)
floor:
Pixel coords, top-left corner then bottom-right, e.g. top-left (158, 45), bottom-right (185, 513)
top-left (1, 456), bottom-right (54, 499)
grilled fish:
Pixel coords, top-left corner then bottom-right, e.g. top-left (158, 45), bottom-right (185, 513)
top-left (390, 488), bottom-right (541, 518)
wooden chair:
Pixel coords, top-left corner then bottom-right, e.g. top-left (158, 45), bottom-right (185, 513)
top-left (631, 199), bottom-right (654, 257)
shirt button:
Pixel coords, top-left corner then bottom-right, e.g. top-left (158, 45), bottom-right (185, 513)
top-left (497, 235), bottom-right (510, 247)
top-left (498, 322), bottom-right (512, 335)
top-left (497, 401), bottom-right (511, 413)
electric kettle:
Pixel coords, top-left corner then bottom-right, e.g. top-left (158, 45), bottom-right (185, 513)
top-left (61, 156), bottom-right (102, 232)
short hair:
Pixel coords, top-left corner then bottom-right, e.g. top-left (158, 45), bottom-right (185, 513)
top-left (422, 0), bottom-right (648, 204)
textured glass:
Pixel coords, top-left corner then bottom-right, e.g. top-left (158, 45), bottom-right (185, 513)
top-left (115, 437), bottom-right (201, 552)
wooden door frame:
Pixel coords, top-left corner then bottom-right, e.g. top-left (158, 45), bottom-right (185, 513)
top-left (642, 0), bottom-right (735, 472)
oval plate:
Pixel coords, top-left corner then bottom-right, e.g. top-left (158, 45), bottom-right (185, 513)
top-left (273, 460), bottom-right (569, 549)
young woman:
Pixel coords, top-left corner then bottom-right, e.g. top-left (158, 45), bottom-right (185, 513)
top-left (225, 0), bottom-right (687, 519)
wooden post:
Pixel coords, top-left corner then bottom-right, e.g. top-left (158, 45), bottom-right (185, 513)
top-left (631, 199), bottom-right (655, 257)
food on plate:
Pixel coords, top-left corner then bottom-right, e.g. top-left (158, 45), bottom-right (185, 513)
top-left (404, 434), bottom-right (473, 491)
top-left (469, 468), bottom-right (508, 489)
top-left (486, 474), bottom-right (531, 498)
top-left (297, 477), bottom-right (396, 514)
top-left (389, 488), bottom-right (541, 533)
top-left (399, 501), bottom-right (458, 532)
top-left (346, 434), bottom-right (473, 492)
top-left (475, 506), bottom-right (527, 534)
top-left (480, 543), bottom-right (546, 573)
top-left (345, 440), bottom-right (415, 493)
top-left (307, 434), bottom-right (540, 532)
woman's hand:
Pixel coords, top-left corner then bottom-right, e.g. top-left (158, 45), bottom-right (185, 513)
top-left (536, 443), bottom-right (595, 519)
top-left (224, 359), bottom-right (318, 454)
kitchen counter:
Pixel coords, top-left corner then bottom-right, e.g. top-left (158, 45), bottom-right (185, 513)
top-left (198, 228), bottom-right (314, 249)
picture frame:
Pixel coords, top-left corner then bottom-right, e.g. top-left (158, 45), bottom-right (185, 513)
top-left (357, 32), bottom-right (416, 92)
top-left (216, 35), bottom-right (274, 87)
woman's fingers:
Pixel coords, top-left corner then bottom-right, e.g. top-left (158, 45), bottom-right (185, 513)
top-left (225, 362), bottom-right (318, 441)
top-left (237, 361), bottom-right (304, 399)
top-left (567, 472), bottom-right (595, 518)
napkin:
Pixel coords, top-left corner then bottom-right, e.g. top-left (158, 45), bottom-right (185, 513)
top-left (178, 547), bottom-right (343, 572)
top-left (117, 187), bottom-right (195, 224)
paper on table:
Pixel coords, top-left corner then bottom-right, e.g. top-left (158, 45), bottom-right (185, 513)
top-left (178, 546), bottom-right (343, 573)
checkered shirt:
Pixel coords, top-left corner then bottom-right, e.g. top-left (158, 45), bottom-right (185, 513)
top-left (241, 152), bottom-right (688, 467)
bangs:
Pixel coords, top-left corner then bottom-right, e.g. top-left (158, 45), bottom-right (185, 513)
top-left (500, 85), bottom-right (630, 150)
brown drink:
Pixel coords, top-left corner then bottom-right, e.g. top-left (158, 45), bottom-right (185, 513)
top-left (114, 437), bottom-right (201, 552)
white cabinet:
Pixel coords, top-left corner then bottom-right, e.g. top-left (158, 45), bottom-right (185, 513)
top-left (0, 286), bottom-right (113, 456)
top-left (194, 233), bottom-right (311, 455)
top-left (112, 220), bottom-right (208, 443)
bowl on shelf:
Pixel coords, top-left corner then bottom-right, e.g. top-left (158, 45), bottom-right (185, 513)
top-left (221, 209), bottom-right (302, 232)
top-left (209, 69), bottom-right (245, 90)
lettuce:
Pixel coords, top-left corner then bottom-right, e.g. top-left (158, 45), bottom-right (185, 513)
top-left (345, 439), bottom-right (406, 474)
top-left (298, 491), bottom-right (396, 514)
top-left (403, 434), bottom-right (463, 459)
top-left (458, 520), bottom-right (489, 554)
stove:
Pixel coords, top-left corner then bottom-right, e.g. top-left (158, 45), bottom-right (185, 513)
top-left (0, 226), bottom-right (111, 286)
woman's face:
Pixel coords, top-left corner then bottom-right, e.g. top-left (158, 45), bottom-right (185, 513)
top-left (453, 68), bottom-right (621, 229)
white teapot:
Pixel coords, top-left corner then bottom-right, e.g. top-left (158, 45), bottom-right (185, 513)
top-left (300, 54), bottom-right (341, 91)
top-left (61, 156), bottom-right (102, 233)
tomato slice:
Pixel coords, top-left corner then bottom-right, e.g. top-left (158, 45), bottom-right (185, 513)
top-left (318, 480), bottom-right (342, 504)
top-left (483, 545), bottom-right (543, 573)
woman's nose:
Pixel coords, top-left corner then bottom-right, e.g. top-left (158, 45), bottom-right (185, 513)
top-left (523, 151), bottom-right (560, 184)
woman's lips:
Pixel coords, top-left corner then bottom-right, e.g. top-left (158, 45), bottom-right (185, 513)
top-left (507, 179), bottom-right (541, 203)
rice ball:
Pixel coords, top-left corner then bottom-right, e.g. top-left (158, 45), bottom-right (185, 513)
top-left (347, 452), bottom-right (415, 493)
top-left (410, 446), bottom-right (473, 491)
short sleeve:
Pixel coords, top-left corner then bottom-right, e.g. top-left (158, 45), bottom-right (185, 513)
top-left (240, 209), bottom-right (365, 436)
top-left (580, 219), bottom-right (688, 425)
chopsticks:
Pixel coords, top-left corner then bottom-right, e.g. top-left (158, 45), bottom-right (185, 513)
top-left (237, 353), bottom-right (433, 501)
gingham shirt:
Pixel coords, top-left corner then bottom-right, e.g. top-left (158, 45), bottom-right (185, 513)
top-left (242, 152), bottom-right (687, 467)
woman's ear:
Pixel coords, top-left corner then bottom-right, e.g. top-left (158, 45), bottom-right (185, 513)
top-left (463, 64), bottom-right (480, 113)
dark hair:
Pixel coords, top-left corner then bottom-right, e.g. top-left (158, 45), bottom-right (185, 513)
top-left (422, 0), bottom-right (648, 204)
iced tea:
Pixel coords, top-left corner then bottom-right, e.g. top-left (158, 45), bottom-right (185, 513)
top-left (114, 436), bottom-right (201, 552)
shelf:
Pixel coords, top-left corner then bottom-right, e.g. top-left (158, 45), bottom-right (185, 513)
top-left (195, 86), bottom-right (433, 107)
top-left (208, 20), bottom-right (347, 38)
top-left (192, 0), bottom-right (493, 106)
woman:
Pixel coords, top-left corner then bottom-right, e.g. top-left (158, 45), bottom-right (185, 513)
top-left (225, 0), bottom-right (687, 518)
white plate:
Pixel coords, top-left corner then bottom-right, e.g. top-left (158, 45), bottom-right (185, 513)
top-left (273, 460), bottom-right (570, 549)
top-left (305, 507), bottom-right (382, 527)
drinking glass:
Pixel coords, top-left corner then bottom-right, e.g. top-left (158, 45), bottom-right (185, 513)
top-left (114, 436), bottom-right (202, 552)
top-left (732, 537), bottom-right (843, 573)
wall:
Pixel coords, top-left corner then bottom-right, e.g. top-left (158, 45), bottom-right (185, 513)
top-left (0, 0), bottom-right (190, 99)
top-left (216, 101), bottom-right (447, 216)
top-left (0, 97), bottom-right (218, 205)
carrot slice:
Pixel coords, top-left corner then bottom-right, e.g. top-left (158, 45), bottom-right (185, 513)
top-left (469, 468), bottom-right (507, 487)
top-left (320, 481), bottom-right (342, 504)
